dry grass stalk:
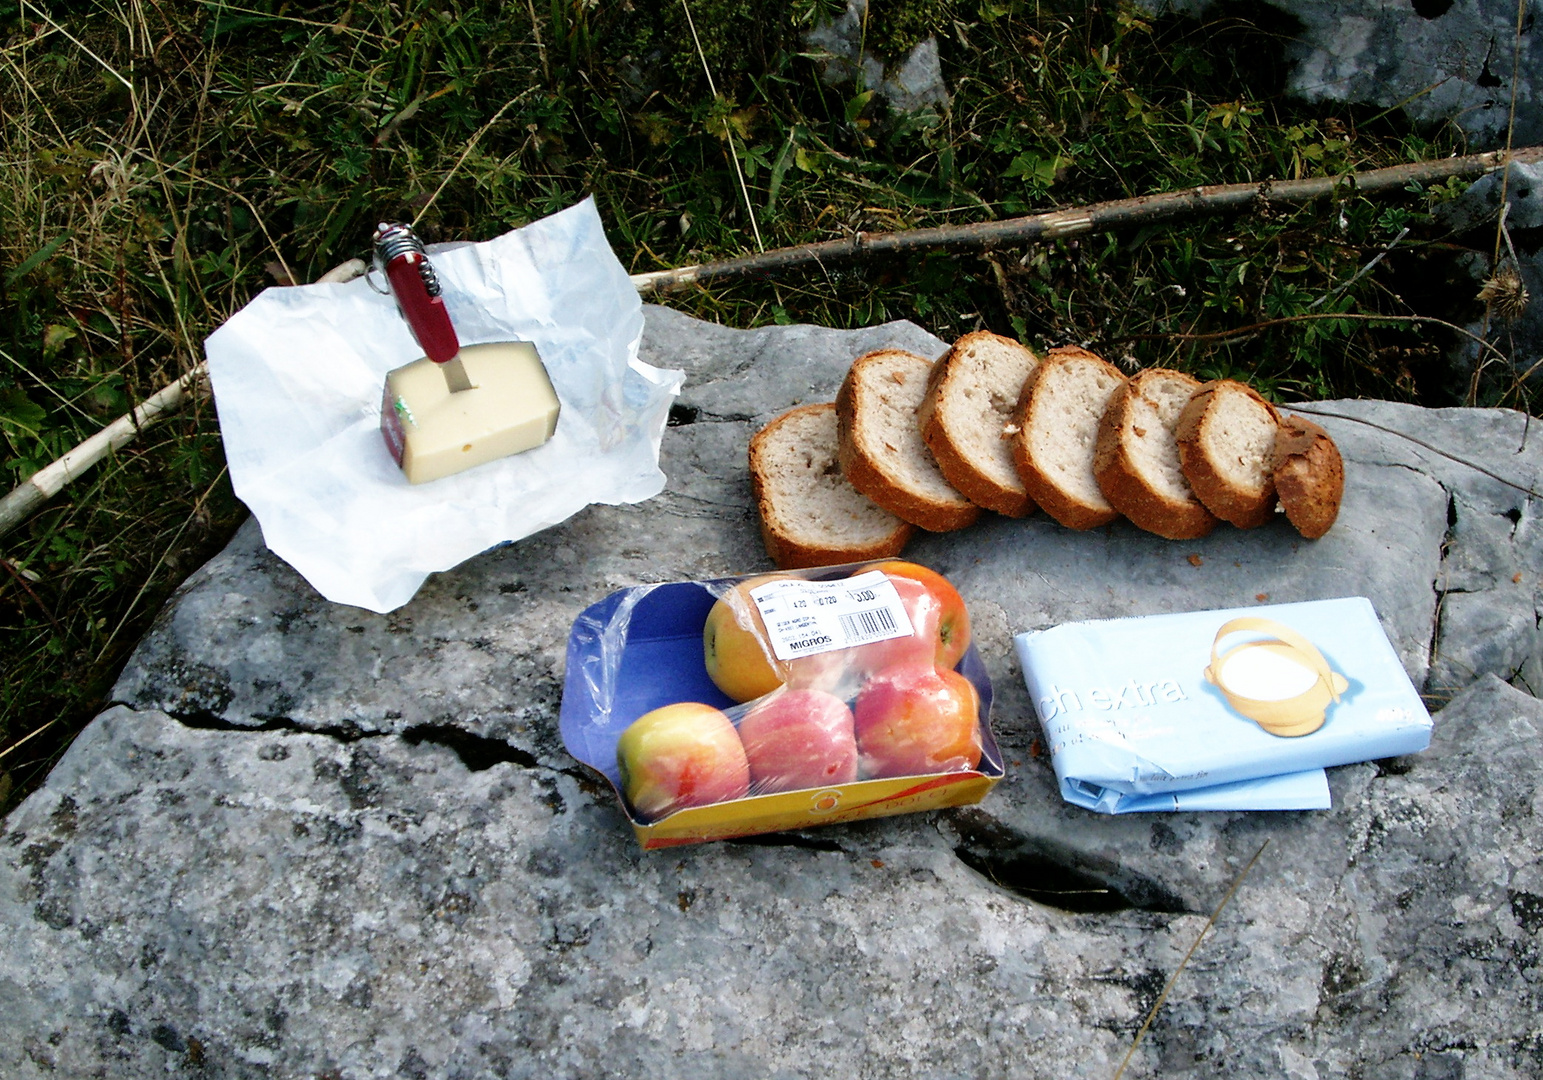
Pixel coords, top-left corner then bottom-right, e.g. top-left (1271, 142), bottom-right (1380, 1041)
top-left (1111, 839), bottom-right (1271, 1080)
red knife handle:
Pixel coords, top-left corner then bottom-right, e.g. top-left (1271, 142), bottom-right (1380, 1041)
top-left (384, 252), bottom-right (460, 366)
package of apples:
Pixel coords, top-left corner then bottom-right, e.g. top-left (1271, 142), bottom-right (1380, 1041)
top-left (559, 560), bottom-right (1003, 848)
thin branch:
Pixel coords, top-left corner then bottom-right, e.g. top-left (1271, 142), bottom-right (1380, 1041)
top-left (630, 145), bottom-right (1543, 294)
top-left (7, 148), bottom-right (1540, 546)
top-left (1308, 226), bottom-right (1408, 310)
top-left (1286, 405), bottom-right (1543, 499)
top-left (0, 259), bottom-right (367, 543)
top-left (1112, 840), bottom-right (1270, 1080)
top-left (1128, 312), bottom-right (1514, 371)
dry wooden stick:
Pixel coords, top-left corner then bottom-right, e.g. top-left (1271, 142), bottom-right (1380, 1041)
top-left (632, 145), bottom-right (1543, 294)
top-left (0, 260), bottom-right (364, 545)
top-left (0, 364), bottom-right (205, 540)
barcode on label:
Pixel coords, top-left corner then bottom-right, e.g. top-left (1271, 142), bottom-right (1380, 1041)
top-left (839, 607), bottom-right (898, 644)
top-left (750, 570), bottom-right (914, 661)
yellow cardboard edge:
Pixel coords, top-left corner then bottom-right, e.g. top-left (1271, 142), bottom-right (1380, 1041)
top-left (630, 769), bottom-right (1001, 850)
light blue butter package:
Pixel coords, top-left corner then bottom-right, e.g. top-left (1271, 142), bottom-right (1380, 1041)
top-left (1013, 596), bottom-right (1432, 814)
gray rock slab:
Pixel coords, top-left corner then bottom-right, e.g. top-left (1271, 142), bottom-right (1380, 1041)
top-left (3, 681), bottom-right (1540, 1077)
top-left (1143, 0), bottom-right (1540, 151)
top-left (6, 306), bottom-right (1543, 1075)
top-left (804, 0), bottom-right (950, 115)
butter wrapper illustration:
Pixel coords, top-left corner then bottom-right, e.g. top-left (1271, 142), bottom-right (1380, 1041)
top-left (1013, 596), bottom-right (1432, 814)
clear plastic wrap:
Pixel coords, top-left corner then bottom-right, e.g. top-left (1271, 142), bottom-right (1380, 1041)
top-left (560, 560), bottom-right (1002, 844)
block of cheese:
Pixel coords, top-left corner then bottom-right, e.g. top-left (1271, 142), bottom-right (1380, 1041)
top-left (380, 340), bottom-right (561, 484)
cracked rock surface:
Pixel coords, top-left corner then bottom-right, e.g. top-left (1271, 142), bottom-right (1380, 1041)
top-left (1144, 0), bottom-right (1540, 151)
top-left (5, 306), bottom-right (1543, 1076)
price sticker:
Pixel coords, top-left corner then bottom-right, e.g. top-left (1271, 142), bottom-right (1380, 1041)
top-left (748, 571), bottom-right (915, 661)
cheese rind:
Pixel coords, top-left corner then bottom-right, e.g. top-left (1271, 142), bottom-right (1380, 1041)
top-left (381, 341), bottom-right (561, 484)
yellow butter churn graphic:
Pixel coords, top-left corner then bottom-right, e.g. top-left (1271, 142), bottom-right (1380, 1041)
top-left (1205, 617), bottom-right (1350, 737)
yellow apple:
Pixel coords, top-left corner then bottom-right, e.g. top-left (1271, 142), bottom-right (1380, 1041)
top-left (615, 702), bottom-right (750, 819)
top-left (702, 574), bottom-right (793, 703)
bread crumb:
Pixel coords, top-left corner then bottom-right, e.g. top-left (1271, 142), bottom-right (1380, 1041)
top-left (1188, 553), bottom-right (1204, 567)
top-left (1514, 572), bottom-right (1524, 584)
top-left (1256, 592), bottom-right (1270, 601)
top-left (870, 859), bottom-right (885, 869)
top-left (890, 371), bottom-right (907, 385)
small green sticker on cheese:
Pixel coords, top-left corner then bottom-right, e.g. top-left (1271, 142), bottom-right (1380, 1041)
top-left (381, 340), bottom-right (561, 484)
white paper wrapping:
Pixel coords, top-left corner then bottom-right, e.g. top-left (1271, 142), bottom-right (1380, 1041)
top-left (205, 199), bottom-right (683, 612)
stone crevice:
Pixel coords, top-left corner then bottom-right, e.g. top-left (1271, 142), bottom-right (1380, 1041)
top-left (136, 702), bottom-right (542, 774)
top-left (667, 402), bottom-right (754, 426)
top-left (726, 831), bottom-right (847, 855)
top-left (945, 811), bottom-right (1199, 916)
top-left (1426, 486), bottom-right (1460, 691)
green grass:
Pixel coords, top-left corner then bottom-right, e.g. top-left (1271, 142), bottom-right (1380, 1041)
top-left (0, 0), bottom-right (1507, 813)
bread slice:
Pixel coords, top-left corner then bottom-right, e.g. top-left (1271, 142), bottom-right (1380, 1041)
top-left (1174, 380), bottom-right (1283, 529)
top-left (1011, 345), bottom-right (1126, 530)
top-left (836, 350), bottom-right (980, 532)
top-left (749, 404), bottom-right (914, 569)
top-left (1273, 414), bottom-right (1344, 539)
top-left (916, 331), bottom-right (1041, 517)
top-left (1093, 368), bottom-right (1219, 540)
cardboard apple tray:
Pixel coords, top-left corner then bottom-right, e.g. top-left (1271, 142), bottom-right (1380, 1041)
top-left (559, 567), bottom-right (1003, 849)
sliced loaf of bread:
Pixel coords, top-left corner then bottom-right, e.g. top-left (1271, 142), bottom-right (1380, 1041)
top-left (1011, 345), bottom-right (1126, 530)
top-left (1273, 414), bottom-right (1344, 539)
top-left (1174, 379), bottom-right (1282, 528)
top-left (836, 349), bottom-right (981, 532)
top-left (916, 331), bottom-right (1041, 517)
top-left (749, 403), bottom-right (914, 569)
top-left (1093, 368), bottom-right (1219, 540)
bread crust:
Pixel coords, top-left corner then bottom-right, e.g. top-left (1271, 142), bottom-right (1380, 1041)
top-left (1012, 345), bottom-right (1124, 530)
top-left (836, 350), bottom-right (981, 532)
top-left (1272, 414), bottom-right (1344, 539)
top-left (1092, 369), bottom-right (1219, 540)
top-left (749, 404), bottom-right (913, 569)
top-left (917, 330), bottom-right (1038, 517)
top-left (1174, 380), bottom-right (1282, 529)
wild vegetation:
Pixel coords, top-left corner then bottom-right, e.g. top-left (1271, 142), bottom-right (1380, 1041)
top-left (0, 0), bottom-right (1509, 812)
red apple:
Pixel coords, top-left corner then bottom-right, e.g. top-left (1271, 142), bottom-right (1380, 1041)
top-left (616, 702), bottom-right (750, 819)
top-left (737, 689), bottom-right (858, 793)
top-left (859, 560), bottom-right (972, 670)
top-left (702, 574), bottom-right (793, 703)
top-left (854, 666), bottom-right (983, 779)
